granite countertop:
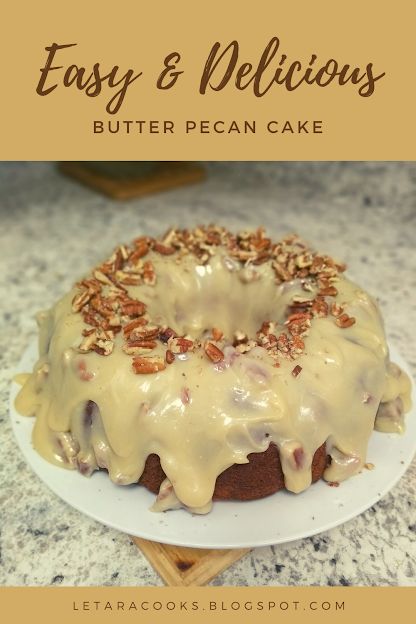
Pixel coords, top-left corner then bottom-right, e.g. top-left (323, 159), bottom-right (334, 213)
top-left (0, 162), bottom-right (415, 587)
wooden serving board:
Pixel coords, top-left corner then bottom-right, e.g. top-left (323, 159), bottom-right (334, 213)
top-left (59, 161), bottom-right (205, 200)
top-left (132, 537), bottom-right (250, 586)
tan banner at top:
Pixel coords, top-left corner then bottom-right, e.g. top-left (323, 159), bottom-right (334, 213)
top-left (1, 0), bottom-right (415, 159)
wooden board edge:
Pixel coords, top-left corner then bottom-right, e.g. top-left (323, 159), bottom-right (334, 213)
top-left (58, 162), bottom-right (205, 199)
top-left (131, 537), bottom-right (251, 586)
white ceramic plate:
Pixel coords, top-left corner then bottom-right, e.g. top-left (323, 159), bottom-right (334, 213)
top-left (10, 341), bottom-right (416, 549)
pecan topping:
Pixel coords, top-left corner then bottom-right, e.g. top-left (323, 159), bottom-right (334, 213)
top-left (142, 261), bottom-right (156, 286)
top-left (292, 365), bottom-right (302, 378)
top-left (311, 298), bottom-right (329, 317)
top-left (318, 285), bottom-right (338, 297)
top-left (129, 241), bottom-right (149, 262)
top-left (126, 339), bottom-right (157, 350)
top-left (331, 302), bottom-right (344, 317)
top-left (159, 327), bottom-right (178, 343)
top-left (335, 314), bottom-right (356, 328)
top-left (153, 242), bottom-right (176, 255)
top-left (116, 271), bottom-right (141, 286)
top-left (169, 337), bottom-right (194, 354)
top-left (233, 330), bottom-right (248, 346)
top-left (123, 318), bottom-right (148, 337)
top-left (130, 325), bottom-right (160, 341)
top-left (70, 226), bottom-right (354, 371)
top-left (204, 342), bottom-right (224, 363)
top-left (258, 321), bottom-right (275, 336)
top-left (72, 290), bottom-right (92, 313)
top-left (78, 332), bottom-right (98, 353)
top-left (165, 349), bottom-right (175, 364)
top-left (93, 270), bottom-right (114, 286)
top-left (132, 356), bottom-right (166, 374)
top-left (212, 327), bottom-right (223, 341)
top-left (123, 340), bottom-right (157, 355)
top-left (121, 300), bottom-right (146, 317)
top-left (79, 328), bottom-right (114, 356)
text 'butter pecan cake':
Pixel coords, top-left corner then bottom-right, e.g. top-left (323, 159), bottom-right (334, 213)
top-left (16, 226), bottom-right (412, 514)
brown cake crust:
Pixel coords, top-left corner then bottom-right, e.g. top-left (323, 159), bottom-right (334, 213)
top-left (138, 443), bottom-right (328, 502)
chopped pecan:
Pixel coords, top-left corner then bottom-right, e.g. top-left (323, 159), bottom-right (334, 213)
top-left (204, 342), bottom-right (224, 363)
top-left (143, 261), bottom-right (156, 286)
top-left (232, 249), bottom-right (258, 261)
top-left (109, 325), bottom-right (122, 335)
top-left (252, 251), bottom-right (271, 265)
top-left (331, 302), bottom-right (344, 317)
top-left (72, 290), bottom-right (92, 313)
top-left (159, 326), bottom-right (178, 343)
top-left (277, 333), bottom-right (290, 353)
top-left (291, 336), bottom-right (305, 353)
top-left (79, 278), bottom-right (102, 294)
top-left (311, 297), bottom-right (329, 317)
top-left (272, 261), bottom-right (292, 282)
top-left (165, 349), bottom-right (175, 364)
top-left (286, 311), bottom-right (312, 323)
top-left (129, 240), bottom-right (149, 263)
top-left (287, 316), bottom-right (311, 336)
top-left (169, 337), bottom-right (194, 354)
top-left (292, 364), bottom-right (302, 378)
top-left (93, 270), bottom-right (114, 286)
top-left (123, 317), bottom-right (148, 337)
top-left (258, 321), bottom-right (275, 336)
top-left (115, 271), bottom-right (141, 286)
top-left (121, 300), bottom-right (146, 317)
top-left (132, 356), bottom-right (166, 374)
top-left (123, 339), bottom-right (157, 355)
top-left (296, 253), bottom-right (313, 268)
top-left (78, 331), bottom-right (97, 352)
top-left (233, 330), bottom-right (248, 346)
top-left (127, 339), bottom-right (157, 349)
top-left (291, 295), bottom-right (314, 307)
top-left (162, 228), bottom-right (177, 246)
top-left (119, 244), bottom-right (129, 260)
top-left (107, 313), bottom-right (121, 326)
top-left (90, 295), bottom-right (114, 318)
top-left (82, 311), bottom-right (100, 327)
top-left (82, 328), bottom-right (96, 337)
top-left (153, 242), bottom-right (176, 255)
top-left (335, 313), bottom-right (356, 328)
top-left (253, 237), bottom-right (271, 252)
top-left (212, 327), bottom-right (223, 341)
top-left (111, 248), bottom-right (124, 271)
top-left (93, 340), bottom-right (114, 356)
top-left (130, 325), bottom-right (160, 341)
top-left (318, 286), bottom-right (338, 297)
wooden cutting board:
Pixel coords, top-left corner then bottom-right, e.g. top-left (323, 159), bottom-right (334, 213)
top-left (132, 537), bottom-right (250, 586)
top-left (59, 161), bottom-right (204, 200)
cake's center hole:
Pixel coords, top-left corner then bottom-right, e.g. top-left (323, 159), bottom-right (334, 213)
top-left (146, 260), bottom-right (301, 341)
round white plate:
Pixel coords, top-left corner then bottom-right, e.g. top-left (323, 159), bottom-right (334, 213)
top-left (10, 341), bottom-right (416, 549)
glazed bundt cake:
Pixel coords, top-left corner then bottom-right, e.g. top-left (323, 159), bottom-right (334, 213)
top-left (16, 226), bottom-right (412, 513)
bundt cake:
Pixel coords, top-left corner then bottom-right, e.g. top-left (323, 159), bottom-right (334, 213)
top-left (15, 226), bottom-right (412, 514)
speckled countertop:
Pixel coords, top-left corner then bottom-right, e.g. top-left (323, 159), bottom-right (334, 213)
top-left (0, 162), bottom-right (415, 587)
